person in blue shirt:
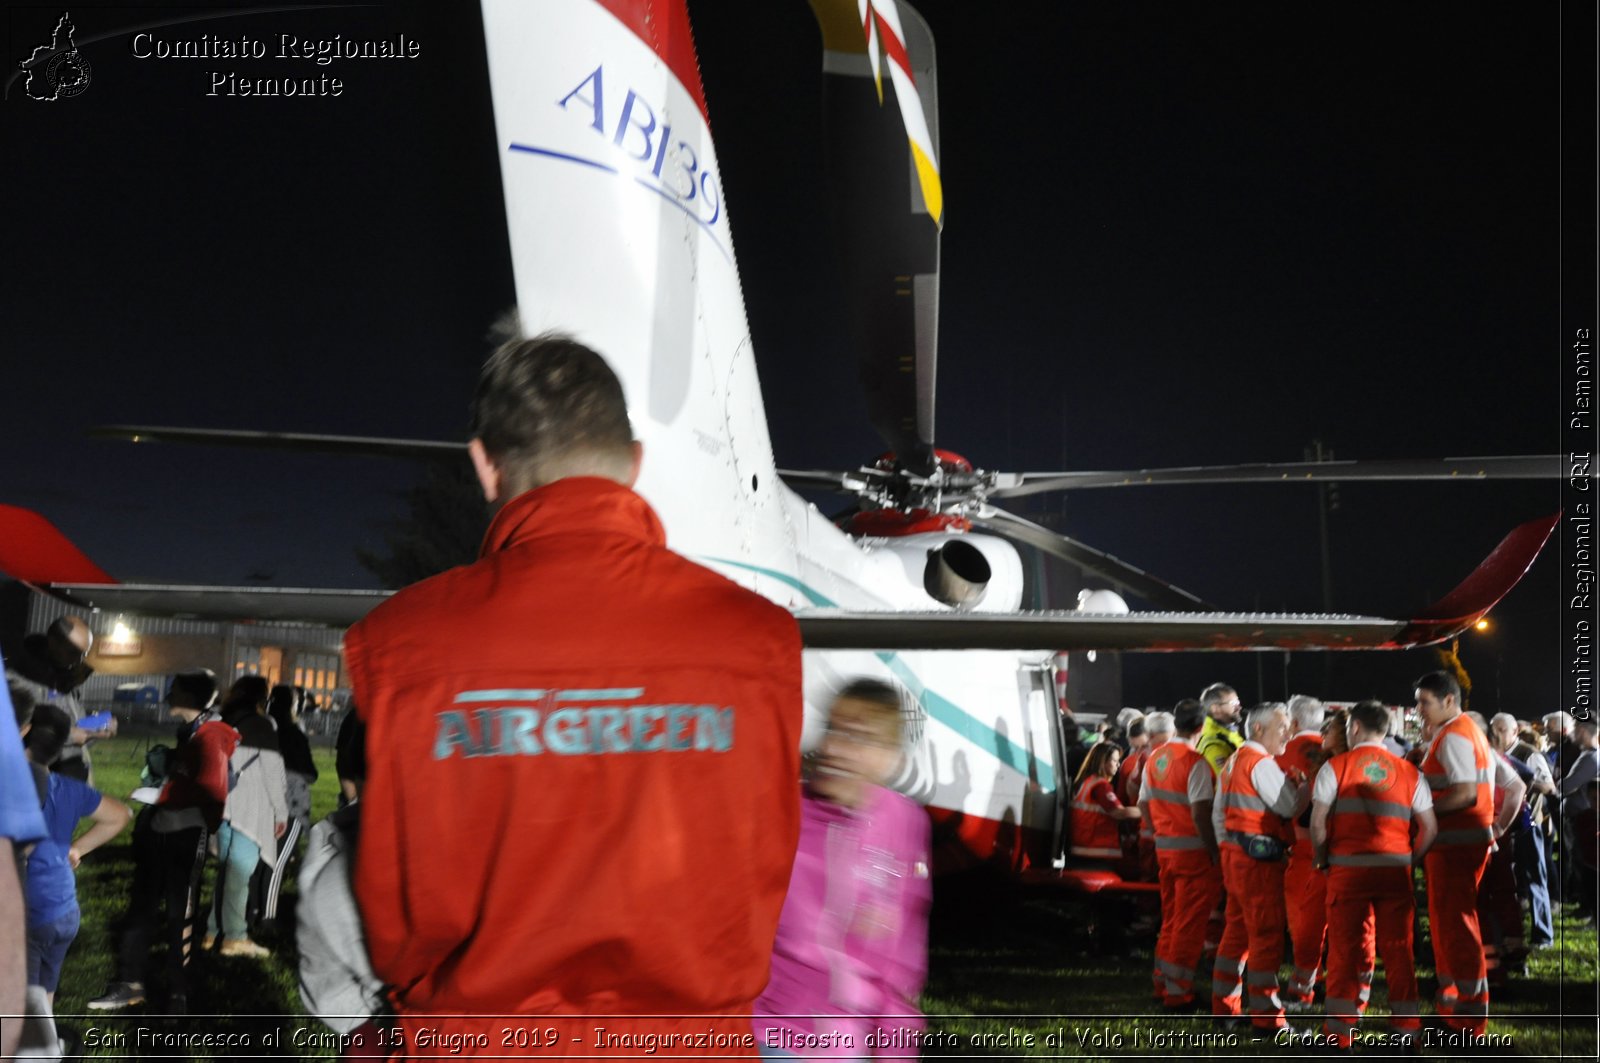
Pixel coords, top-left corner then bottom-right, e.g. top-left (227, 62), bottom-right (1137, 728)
top-left (21, 703), bottom-right (130, 1001)
top-left (1, 651), bottom-right (48, 1059)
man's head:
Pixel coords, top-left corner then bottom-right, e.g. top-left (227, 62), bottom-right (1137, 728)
top-left (1489, 713), bottom-right (1521, 753)
top-left (1464, 711), bottom-right (1488, 734)
top-left (1246, 702), bottom-right (1292, 755)
top-left (1414, 671), bottom-right (1462, 729)
top-left (1287, 694), bottom-right (1325, 734)
top-left (166, 669), bottom-right (218, 721)
top-left (1126, 717), bottom-right (1148, 750)
top-left (24, 703), bottom-right (72, 766)
top-left (814, 677), bottom-right (905, 809)
top-left (44, 615), bottom-right (92, 670)
top-left (1144, 711), bottom-right (1175, 745)
top-left (1543, 711), bottom-right (1574, 739)
top-left (1346, 700), bottom-right (1392, 748)
top-left (1200, 683), bottom-right (1241, 726)
top-left (1576, 720), bottom-right (1599, 750)
top-left (467, 332), bottom-right (641, 504)
top-left (1172, 697), bottom-right (1206, 738)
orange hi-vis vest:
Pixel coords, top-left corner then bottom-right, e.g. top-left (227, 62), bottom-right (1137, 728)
top-left (1144, 741), bottom-right (1209, 857)
top-left (1070, 776), bottom-right (1123, 859)
top-left (1325, 744), bottom-right (1422, 868)
top-left (1421, 714), bottom-right (1494, 848)
top-left (1277, 732), bottom-right (1322, 843)
top-left (1219, 745), bottom-right (1286, 846)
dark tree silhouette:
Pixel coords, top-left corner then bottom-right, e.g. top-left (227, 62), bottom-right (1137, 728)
top-left (357, 462), bottom-right (488, 589)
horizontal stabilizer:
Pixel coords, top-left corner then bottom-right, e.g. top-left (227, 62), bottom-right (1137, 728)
top-left (91, 425), bottom-right (466, 461)
top-left (796, 512), bottom-right (1560, 651)
top-left (1390, 510), bottom-right (1560, 646)
top-left (44, 584), bottom-right (391, 627)
top-left (19, 513), bottom-right (1557, 652)
top-left (795, 608), bottom-right (1405, 651)
top-left (0, 505), bottom-right (116, 585)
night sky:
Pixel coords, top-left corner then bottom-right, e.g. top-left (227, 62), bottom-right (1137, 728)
top-left (3, 2), bottom-right (1589, 715)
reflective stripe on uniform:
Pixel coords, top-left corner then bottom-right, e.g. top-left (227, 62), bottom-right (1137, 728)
top-left (1434, 827), bottom-right (1494, 846)
top-left (1155, 835), bottom-right (1206, 850)
top-left (1328, 851), bottom-right (1411, 867)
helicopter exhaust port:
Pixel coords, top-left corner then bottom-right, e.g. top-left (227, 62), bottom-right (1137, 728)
top-left (923, 539), bottom-right (991, 609)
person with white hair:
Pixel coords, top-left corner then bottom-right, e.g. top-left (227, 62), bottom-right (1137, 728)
top-left (1489, 713), bottom-right (1555, 947)
top-left (1210, 703), bottom-right (1309, 1030)
top-left (1542, 710), bottom-right (1578, 904)
top-left (1277, 694), bottom-right (1327, 1008)
top-left (1140, 699), bottom-right (1220, 1010)
top-left (1123, 712), bottom-right (1175, 883)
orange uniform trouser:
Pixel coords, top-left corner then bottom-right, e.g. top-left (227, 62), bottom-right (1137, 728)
top-left (1425, 845), bottom-right (1491, 1035)
top-left (1282, 839), bottom-right (1328, 1002)
top-left (1154, 852), bottom-right (1223, 1006)
top-left (1322, 865), bottom-right (1421, 1048)
top-left (1212, 849), bottom-right (1288, 1027)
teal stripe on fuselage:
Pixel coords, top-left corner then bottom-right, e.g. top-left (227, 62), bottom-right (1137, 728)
top-left (701, 556), bottom-right (1056, 792)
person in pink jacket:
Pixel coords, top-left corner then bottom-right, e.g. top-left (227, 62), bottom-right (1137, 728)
top-left (755, 679), bottom-right (933, 1059)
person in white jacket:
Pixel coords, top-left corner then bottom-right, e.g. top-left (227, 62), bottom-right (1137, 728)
top-left (205, 677), bottom-right (286, 957)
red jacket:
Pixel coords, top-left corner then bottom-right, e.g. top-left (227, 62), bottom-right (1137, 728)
top-left (346, 478), bottom-right (803, 1047)
top-left (155, 714), bottom-right (237, 832)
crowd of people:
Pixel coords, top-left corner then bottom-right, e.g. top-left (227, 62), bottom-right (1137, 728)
top-left (0, 329), bottom-right (1592, 1062)
top-left (0, 333), bottom-right (938, 1062)
top-left (1066, 681), bottom-right (1598, 1050)
top-left (0, 624), bottom-right (324, 1055)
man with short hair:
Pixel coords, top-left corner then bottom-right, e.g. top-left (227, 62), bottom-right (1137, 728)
top-left (1140, 699), bottom-right (1220, 1011)
top-left (1210, 703), bottom-right (1308, 1029)
top-left (1310, 700), bottom-right (1436, 1050)
top-left (5, 615), bottom-right (112, 782)
top-left (1416, 671), bottom-right (1496, 1036)
top-left (1195, 683), bottom-right (1244, 776)
top-left (346, 333), bottom-right (803, 1053)
top-left (1125, 712), bottom-right (1172, 883)
top-left (1278, 693), bottom-right (1327, 1008)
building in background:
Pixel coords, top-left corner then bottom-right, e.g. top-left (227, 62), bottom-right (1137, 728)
top-left (1, 582), bottom-right (347, 739)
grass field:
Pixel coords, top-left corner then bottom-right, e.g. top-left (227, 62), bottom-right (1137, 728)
top-left (43, 735), bottom-right (1600, 1059)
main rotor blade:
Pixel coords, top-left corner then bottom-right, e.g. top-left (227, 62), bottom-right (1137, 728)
top-left (811, 0), bottom-right (941, 474)
top-left (991, 455), bottom-right (1570, 499)
top-left (970, 506), bottom-right (1212, 611)
top-left (92, 425), bottom-right (466, 461)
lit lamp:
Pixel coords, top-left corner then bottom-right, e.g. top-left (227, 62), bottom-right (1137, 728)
top-left (99, 617), bottom-right (143, 657)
